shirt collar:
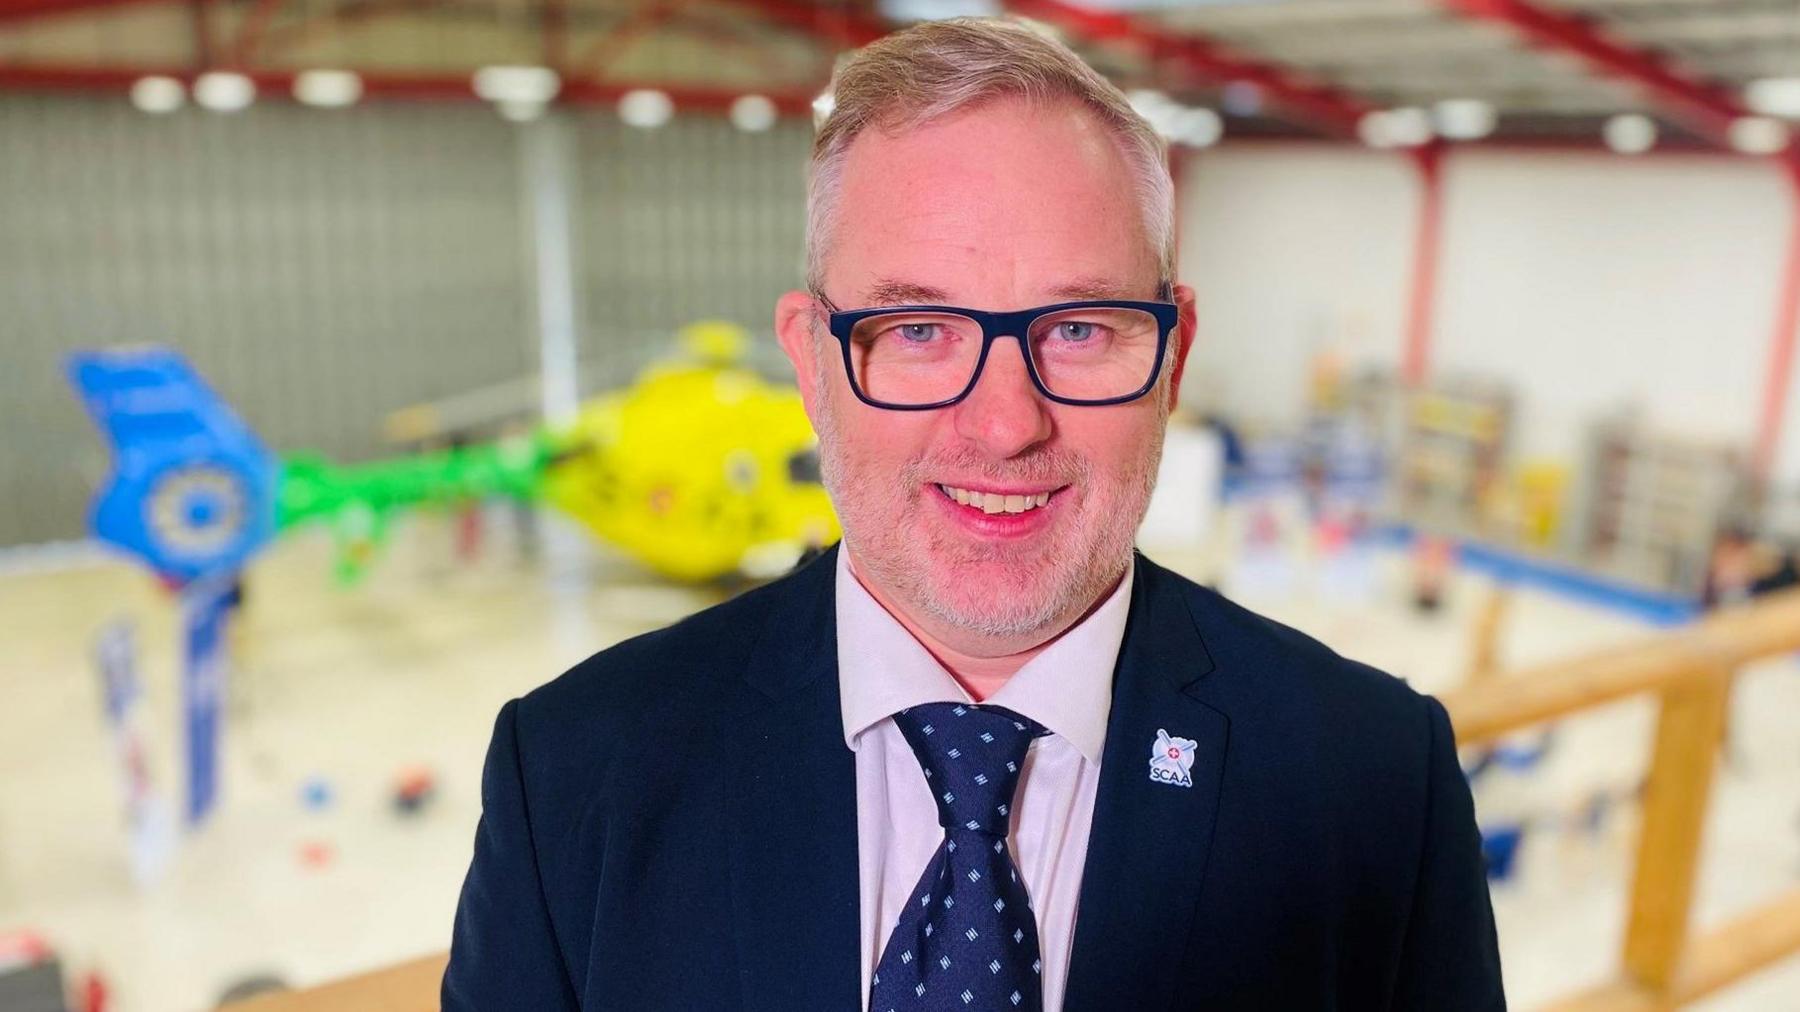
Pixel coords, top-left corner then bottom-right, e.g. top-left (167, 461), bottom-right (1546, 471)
top-left (834, 546), bottom-right (1131, 765)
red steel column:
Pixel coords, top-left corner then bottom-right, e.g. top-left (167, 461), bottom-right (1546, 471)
top-left (1403, 142), bottom-right (1447, 386)
top-left (1753, 159), bottom-right (1800, 483)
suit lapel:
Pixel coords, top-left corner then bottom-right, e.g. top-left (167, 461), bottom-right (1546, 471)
top-left (1063, 554), bottom-right (1228, 1012)
top-left (727, 546), bottom-right (863, 1012)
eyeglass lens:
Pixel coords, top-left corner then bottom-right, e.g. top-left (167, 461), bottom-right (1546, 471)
top-left (847, 307), bottom-right (1161, 405)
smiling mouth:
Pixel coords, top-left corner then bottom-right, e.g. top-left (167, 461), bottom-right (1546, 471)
top-left (935, 483), bottom-right (1060, 515)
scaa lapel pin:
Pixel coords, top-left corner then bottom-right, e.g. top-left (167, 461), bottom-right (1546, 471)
top-left (1148, 728), bottom-right (1197, 788)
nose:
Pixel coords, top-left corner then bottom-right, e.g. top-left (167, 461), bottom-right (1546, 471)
top-left (951, 335), bottom-right (1053, 458)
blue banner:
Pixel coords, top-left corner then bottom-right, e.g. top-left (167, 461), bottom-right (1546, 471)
top-left (182, 576), bottom-right (235, 825)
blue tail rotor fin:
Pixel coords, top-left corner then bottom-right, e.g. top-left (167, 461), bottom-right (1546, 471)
top-left (66, 347), bottom-right (279, 584)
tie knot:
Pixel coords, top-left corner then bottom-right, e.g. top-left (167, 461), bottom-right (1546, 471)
top-left (892, 702), bottom-right (1046, 836)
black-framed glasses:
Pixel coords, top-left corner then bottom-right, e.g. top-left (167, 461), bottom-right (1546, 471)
top-left (816, 288), bottom-right (1179, 410)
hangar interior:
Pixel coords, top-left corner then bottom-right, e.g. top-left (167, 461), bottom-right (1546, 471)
top-left (1, 0), bottom-right (1798, 1009)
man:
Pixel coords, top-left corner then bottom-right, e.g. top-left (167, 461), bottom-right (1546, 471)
top-left (445, 17), bottom-right (1503, 1011)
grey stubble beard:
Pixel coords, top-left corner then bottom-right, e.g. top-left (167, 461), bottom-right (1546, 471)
top-left (812, 336), bottom-right (1169, 646)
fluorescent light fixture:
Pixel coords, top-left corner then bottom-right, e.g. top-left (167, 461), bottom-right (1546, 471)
top-left (812, 90), bottom-right (836, 129)
top-left (730, 94), bottom-right (777, 133)
top-left (497, 99), bottom-right (546, 122)
top-left (1127, 88), bottom-right (1174, 119)
top-left (1602, 113), bottom-right (1656, 154)
top-left (1385, 107), bottom-right (1433, 146)
top-left (293, 69), bottom-right (362, 108)
top-left (1433, 99), bottom-right (1496, 140)
top-left (1220, 81), bottom-right (1262, 117)
top-left (1357, 111), bottom-right (1392, 148)
top-left (1746, 78), bottom-right (1800, 119)
top-left (1729, 116), bottom-right (1791, 155)
top-left (130, 75), bottom-right (185, 114)
top-left (618, 89), bottom-right (674, 129)
top-left (878, 0), bottom-right (999, 19)
top-left (193, 71), bottom-right (255, 112)
top-left (1359, 108), bottom-right (1432, 149)
top-left (1172, 107), bottom-right (1223, 148)
top-left (473, 65), bottom-right (561, 105)
top-left (1127, 89), bottom-right (1182, 140)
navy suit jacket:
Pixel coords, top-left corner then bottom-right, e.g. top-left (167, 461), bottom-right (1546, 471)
top-left (444, 546), bottom-right (1504, 1010)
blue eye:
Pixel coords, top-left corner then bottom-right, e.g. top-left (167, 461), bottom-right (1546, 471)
top-left (898, 323), bottom-right (938, 342)
top-left (1056, 322), bottom-right (1096, 342)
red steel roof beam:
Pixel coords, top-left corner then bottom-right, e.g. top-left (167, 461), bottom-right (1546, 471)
top-left (255, 0), bottom-right (445, 59)
top-left (569, 0), bottom-right (694, 81)
top-left (716, 0), bottom-right (886, 49)
top-left (0, 0), bottom-right (158, 24)
top-left (0, 62), bottom-right (821, 114)
top-left (1441, 0), bottom-right (1757, 151)
top-left (229, 0), bottom-right (287, 66)
top-left (1008, 0), bottom-right (1373, 140)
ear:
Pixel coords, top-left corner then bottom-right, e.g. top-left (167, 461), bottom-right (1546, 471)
top-left (1167, 283), bottom-right (1198, 410)
top-left (775, 289), bottom-right (825, 426)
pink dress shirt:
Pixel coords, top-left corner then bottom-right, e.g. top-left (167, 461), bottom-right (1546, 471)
top-left (835, 548), bottom-right (1133, 1012)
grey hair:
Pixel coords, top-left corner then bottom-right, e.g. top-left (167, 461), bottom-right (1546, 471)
top-left (804, 16), bottom-right (1175, 294)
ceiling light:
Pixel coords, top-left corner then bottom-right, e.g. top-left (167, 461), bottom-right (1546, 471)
top-left (1384, 107), bottom-right (1433, 146)
top-left (1128, 89), bottom-right (1187, 141)
top-left (193, 71), bottom-right (254, 113)
top-left (1729, 116), bottom-right (1791, 155)
top-left (472, 65), bottom-right (560, 105)
top-left (1358, 111), bottom-right (1394, 148)
top-left (1433, 99), bottom-right (1496, 141)
top-left (1221, 81), bottom-right (1262, 117)
top-left (497, 99), bottom-right (546, 122)
top-left (730, 94), bottom-right (777, 133)
top-left (1602, 113), bottom-right (1656, 154)
top-left (129, 75), bottom-right (184, 114)
top-left (618, 89), bottom-right (673, 129)
top-left (293, 69), bottom-right (362, 109)
top-left (877, 0), bottom-right (999, 19)
top-left (812, 90), bottom-right (836, 129)
top-left (1127, 88), bottom-right (1175, 128)
top-left (1172, 107), bottom-right (1223, 148)
top-left (1359, 108), bottom-right (1432, 149)
top-left (1746, 78), bottom-right (1800, 120)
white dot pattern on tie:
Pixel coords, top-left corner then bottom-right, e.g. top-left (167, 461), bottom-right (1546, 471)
top-left (868, 702), bottom-right (1049, 1012)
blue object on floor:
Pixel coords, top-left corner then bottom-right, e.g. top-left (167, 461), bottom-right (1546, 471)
top-left (1481, 824), bottom-right (1525, 881)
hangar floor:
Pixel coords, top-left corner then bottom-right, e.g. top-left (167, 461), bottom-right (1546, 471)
top-left (0, 507), bottom-right (1795, 1010)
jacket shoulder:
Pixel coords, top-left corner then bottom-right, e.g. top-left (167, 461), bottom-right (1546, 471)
top-left (512, 548), bottom-right (833, 757)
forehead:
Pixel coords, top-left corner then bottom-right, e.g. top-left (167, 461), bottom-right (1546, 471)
top-left (826, 96), bottom-right (1159, 303)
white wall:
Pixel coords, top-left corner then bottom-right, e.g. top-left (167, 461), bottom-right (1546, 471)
top-left (1178, 146), bottom-right (1414, 425)
top-left (1177, 142), bottom-right (1800, 485)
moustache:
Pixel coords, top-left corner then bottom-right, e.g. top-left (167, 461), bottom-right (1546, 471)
top-left (900, 449), bottom-right (1089, 489)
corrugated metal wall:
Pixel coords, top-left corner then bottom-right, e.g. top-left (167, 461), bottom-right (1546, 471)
top-left (574, 113), bottom-right (810, 384)
top-left (0, 95), bottom-right (812, 547)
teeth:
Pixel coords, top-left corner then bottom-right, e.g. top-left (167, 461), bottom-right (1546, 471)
top-left (938, 485), bottom-right (1054, 514)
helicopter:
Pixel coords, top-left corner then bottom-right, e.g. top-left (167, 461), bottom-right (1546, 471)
top-left (66, 322), bottom-right (840, 587)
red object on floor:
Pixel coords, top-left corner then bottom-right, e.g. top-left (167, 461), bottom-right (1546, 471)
top-left (80, 971), bottom-right (109, 1012)
top-left (299, 841), bottom-right (335, 869)
top-left (455, 504), bottom-right (483, 561)
top-left (0, 929), bottom-right (51, 970)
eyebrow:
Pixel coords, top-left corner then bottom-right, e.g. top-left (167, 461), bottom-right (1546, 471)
top-left (860, 279), bottom-right (951, 306)
top-left (1045, 277), bottom-right (1144, 301)
top-left (857, 276), bottom-right (1146, 306)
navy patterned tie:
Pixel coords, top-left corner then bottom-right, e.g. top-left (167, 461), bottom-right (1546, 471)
top-left (870, 702), bottom-right (1048, 1012)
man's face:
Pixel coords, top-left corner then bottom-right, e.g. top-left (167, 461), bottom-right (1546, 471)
top-left (778, 96), bottom-right (1196, 649)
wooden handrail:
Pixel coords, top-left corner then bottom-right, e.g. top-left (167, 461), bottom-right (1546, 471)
top-left (1442, 587), bottom-right (1800, 1009)
top-left (223, 590), bottom-right (1800, 1010)
top-left (220, 953), bottom-right (447, 1010)
top-left (1439, 587), bottom-right (1800, 744)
